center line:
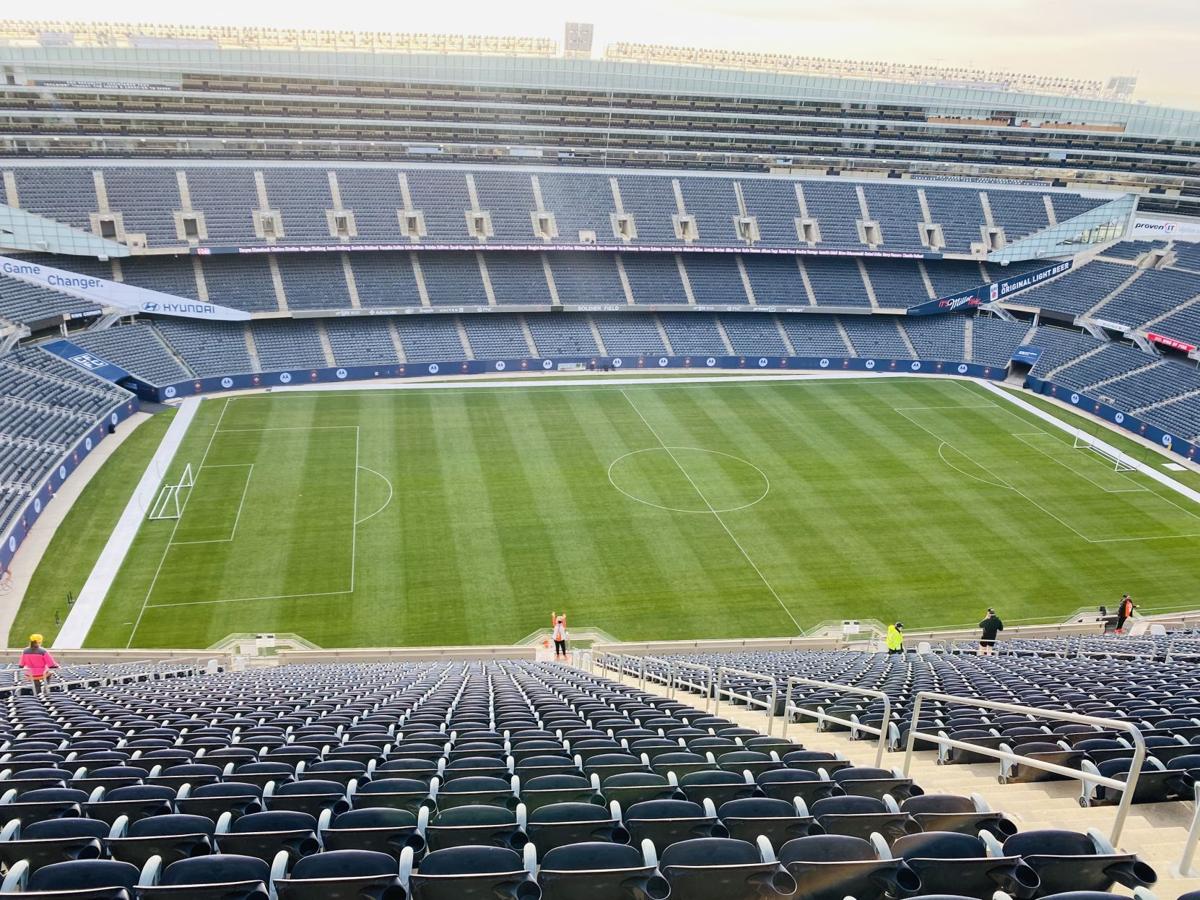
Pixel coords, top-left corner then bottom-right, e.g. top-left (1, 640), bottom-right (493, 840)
top-left (620, 389), bottom-right (802, 633)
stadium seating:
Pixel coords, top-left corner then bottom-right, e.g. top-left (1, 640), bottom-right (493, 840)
top-left (0, 349), bottom-right (130, 534)
top-left (21, 303), bottom-right (1197, 447)
top-left (969, 317), bottom-right (1032, 368)
top-left (1016, 262), bottom-right (1133, 318)
top-left (4, 165), bottom-right (1113, 257)
top-left (66, 324), bottom-right (191, 386)
top-left (861, 260), bottom-right (929, 309)
top-left (1091, 269), bottom-right (1200, 330)
top-left (804, 259), bottom-right (872, 308)
top-left (0, 654), bottom-right (1170, 899)
top-left (324, 319), bottom-right (401, 367)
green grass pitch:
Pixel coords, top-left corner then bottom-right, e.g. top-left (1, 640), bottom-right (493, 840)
top-left (64, 377), bottom-right (1200, 648)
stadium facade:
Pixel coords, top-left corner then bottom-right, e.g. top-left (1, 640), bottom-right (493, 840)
top-left (1, 21), bottom-right (1199, 215)
top-left (0, 20), bottom-right (1199, 578)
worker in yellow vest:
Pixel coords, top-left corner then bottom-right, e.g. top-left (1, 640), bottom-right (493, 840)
top-left (886, 622), bottom-right (905, 655)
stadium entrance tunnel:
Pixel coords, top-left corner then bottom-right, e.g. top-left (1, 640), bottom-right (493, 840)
top-left (607, 447), bottom-right (770, 514)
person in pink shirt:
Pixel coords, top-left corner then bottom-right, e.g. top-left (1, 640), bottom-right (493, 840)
top-left (19, 634), bottom-right (58, 695)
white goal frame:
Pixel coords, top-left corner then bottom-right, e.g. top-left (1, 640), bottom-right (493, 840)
top-left (1072, 433), bottom-right (1136, 472)
top-left (148, 463), bottom-right (195, 520)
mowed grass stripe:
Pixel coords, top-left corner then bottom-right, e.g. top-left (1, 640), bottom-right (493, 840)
top-left (73, 379), bottom-right (1200, 648)
top-left (84, 398), bottom-right (229, 647)
top-left (541, 391), bottom-right (763, 640)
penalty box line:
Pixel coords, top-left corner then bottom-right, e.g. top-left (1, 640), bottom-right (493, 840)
top-left (1008, 433), bottom-right (1147, 495)
top-left (127, 398), bottom-right (231, 648)
top-left (895, 405), bottom-right (1198, 544)
top-left (168, 463), bottom-right (256, 546)
top-left (893, 405), bottom-right (1106, 545)
top-left (138, 417), bottom-right (362, 619)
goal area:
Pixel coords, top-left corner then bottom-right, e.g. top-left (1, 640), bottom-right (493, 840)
top-left (148, 463), bottom-right (195, 520)
top-left (1072, 433), bottom-right (1136, 472)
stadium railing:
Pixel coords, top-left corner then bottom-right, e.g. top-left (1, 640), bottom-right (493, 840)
top-left (901, 691), bottom-right (1147, 845)
top-left (592, 651), bottom-right (715, 713)
top-left (714, 666), bottom-right (779, 734)
top-left (1181, 782), bottom-right (1200, 876)
top-left (780, 676), bottom-right (891, 767)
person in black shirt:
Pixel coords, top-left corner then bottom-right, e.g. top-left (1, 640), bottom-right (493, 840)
top-left (978, 608), bottom-right (1003, 655)
top-left (1115, 594), bottom-right (1135, 633)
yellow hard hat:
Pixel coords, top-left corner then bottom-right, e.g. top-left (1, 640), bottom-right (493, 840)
top-left (29, 634), bottom-right (43, 643)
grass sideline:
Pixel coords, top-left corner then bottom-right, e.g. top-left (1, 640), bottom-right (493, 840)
top-left (20, 378), bottom-right (1200, 649)
top-left (8, 410), bottom-right (174, 647)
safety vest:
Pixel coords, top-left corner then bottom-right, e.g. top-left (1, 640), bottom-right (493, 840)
top-left (886, 626), bottom-right (904, 651)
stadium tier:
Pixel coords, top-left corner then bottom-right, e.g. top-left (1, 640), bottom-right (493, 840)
top-left (14, 311), bottom-right (1196, 442)
top-left (0, 163), bottom-right (1121, 259)
top-left (2, 20), bottom-right (1200, 213)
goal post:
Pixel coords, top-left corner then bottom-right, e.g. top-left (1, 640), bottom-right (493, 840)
top-left (1072, 433), bottom-right (1136, 472)
top-left (148, 463), bottom-right (195, 520)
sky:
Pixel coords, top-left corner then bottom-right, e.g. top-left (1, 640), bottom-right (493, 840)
top-left (21, 0), bottom-right (1200, 109)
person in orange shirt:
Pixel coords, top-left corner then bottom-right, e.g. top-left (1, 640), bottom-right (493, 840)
top-left (551, 612), bottom-right (568, 660)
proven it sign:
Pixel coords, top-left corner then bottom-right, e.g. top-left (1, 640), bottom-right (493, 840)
top-left (0, 256), bottom-right (250, 322)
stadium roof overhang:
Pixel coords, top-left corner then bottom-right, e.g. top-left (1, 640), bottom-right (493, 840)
top-left (0, 204), bottom-right (130, 258)
top-left (987, 195), bottom-right (1138, 264)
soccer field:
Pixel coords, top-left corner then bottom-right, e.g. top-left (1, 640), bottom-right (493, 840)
top-left (83, 377), bottom-right (1200, 649)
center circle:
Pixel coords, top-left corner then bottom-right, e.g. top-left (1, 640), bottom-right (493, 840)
top-left (607, 447), bottom-right (770, 514)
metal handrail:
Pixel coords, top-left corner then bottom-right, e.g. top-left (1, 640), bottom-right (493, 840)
top-left (1180, 781), bottom-right (1200, 876)
top-left (714, 666), bottom-right (778, 736)
top-left (636, 656), bottom-right (677, 693)
top-left (1075, 638), bottom-right (1157, 660)
top-left (781, 676), bottom-right (890, 767)
top-left (1166, 639), bottom-right (1200, 664)
top-left (665, 660), bottom-right (715, 714)
top-left (902, 690), bottom-right (1145, 845)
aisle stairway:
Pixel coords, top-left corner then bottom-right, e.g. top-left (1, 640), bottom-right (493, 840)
top-left (595, 662), bottom-right (1200, 898)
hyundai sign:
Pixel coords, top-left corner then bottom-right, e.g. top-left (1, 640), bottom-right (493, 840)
top-left (0, 256), bottom-right (250, 321)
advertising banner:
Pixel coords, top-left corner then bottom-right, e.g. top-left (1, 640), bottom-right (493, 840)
top-left (1132, 219), bottom-right (1200, 242)
top-left (194, 243), bottom-right (936, 260)
top-left (1010, 346), bottom-right (1043, 366)
top-left (148, 355), bottom-right (1004, 403)
top-left (906, 260), bottom-right (1073, 316)
top-left (0, 256), bottom-right (251, 321)
top-left (40, 340), bottom-right (133, 383)
top-left (1145, 332), bottom-right (1197, 353)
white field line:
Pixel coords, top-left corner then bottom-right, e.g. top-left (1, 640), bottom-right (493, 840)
top-left (892, 405), bottom-right (1100, 544)
top-left (355, 466), bottom-right (394, 526)
top-left (1009, 433), bottom-right (1146, 494)
top-left (619, 389), bottom-right (803, 634)
top-left (979, 382), bottom-right (1200, 515)
top-left (125, 399), bottom-right (231, 648)
top-left (53, 397), bottom-right (204, 650)
top-left (351, 427), bottom-right (359, 591)
top-left (216, 425), bottom-right (360, 432)
top-left (169, 464), bottom-right (255, 545)
top-left (230, 370), bottom-right (958, 399)
top-left (897, 401), bottom-right (1200, 544)
top-left (936, 443), bottom-right (1009, 490)
top-left (139, 423), bottom-right (360, 613)
top-left (145, 588), bottom-right (353, 610)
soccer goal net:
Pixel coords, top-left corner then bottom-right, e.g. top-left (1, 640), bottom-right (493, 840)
top-left (148, 463), bottom-right (195, 520)
top-left (1072, 433), bottom-right (1136, 472)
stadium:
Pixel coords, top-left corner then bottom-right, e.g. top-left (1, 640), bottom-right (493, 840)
top-left (0, 13), bottom-right (1196, 898)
